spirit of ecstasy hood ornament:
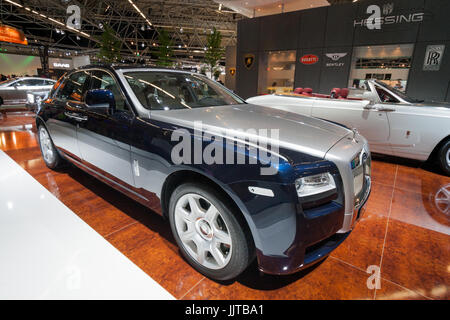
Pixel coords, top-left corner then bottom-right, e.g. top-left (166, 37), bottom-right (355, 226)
top-left (351, 128), bottom-right (359, 143)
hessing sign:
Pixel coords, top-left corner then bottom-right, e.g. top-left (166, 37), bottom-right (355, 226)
top-left (354, 3), bottom-right (424, 30)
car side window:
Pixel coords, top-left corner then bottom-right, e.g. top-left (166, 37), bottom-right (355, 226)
top-left (17, 79), bottom-right (42, 86)
top-left (57, 71), bottom-right (89, 102)
top-left (12, 80), bottom-right (25, 87)
top-left (90, 70), bottom-right (128, 112)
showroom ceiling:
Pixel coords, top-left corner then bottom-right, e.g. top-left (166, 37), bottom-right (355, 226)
top-left (0, 0), bottom-right (243, 61)
top-left (213, 0), bottom-right (331, 17)
top-left (0, 0), bottom-right (353, 62)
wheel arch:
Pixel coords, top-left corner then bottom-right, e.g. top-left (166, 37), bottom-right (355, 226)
top-left (35, 115), bottom-right (47, 131)
top-left (428, 134), bottom-right (450, 162)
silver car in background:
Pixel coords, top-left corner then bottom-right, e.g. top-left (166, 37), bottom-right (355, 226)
top-left (0, 77), bottom-right (56, 107)
top-left (247, 80), bottom-right (450, 175)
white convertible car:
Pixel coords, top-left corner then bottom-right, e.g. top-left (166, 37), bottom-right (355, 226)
top-left (247, 80), bottom-right (450, 176)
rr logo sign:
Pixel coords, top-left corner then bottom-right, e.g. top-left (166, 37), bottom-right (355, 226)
top-left (423, 45), bottom-right (445, 71)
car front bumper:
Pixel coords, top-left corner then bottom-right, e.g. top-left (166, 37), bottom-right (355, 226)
top-left (246, 134), bottom-right (372, 275)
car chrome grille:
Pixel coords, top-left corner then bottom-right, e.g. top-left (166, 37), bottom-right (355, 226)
top-left (352, 150), bottom-right (371, 208)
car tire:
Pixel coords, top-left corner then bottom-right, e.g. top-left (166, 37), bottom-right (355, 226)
top-left (168, 182), bottom-right (254, 280)
top-left (438, 139), bottom-right (450, 176)
top-left (38, 125), bottom-right (63, 169)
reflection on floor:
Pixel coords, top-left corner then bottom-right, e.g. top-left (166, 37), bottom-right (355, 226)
top-left (0, 111), bottom-right (448, 300)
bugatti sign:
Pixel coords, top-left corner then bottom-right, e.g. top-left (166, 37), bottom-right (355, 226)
top-left (300, 54), bottom-right (319, 65)
top-left (354, 3), bottom-right (424, 30)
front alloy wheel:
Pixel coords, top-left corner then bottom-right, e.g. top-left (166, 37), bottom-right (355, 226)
top-left (169, 183), bottom-right (254, 280)
top-left (174, 193), bottom-right (233, 270)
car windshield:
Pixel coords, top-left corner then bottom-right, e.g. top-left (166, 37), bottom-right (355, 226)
top-left (373, 80), bottom-right (422, 103)
top-left (123, 71), bottom-right (245, 110)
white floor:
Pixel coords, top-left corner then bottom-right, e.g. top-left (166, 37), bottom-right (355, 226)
top-left (0, 150), bottom-right (174, 300)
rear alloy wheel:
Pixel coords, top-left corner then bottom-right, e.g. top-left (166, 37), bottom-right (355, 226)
top-left (169, 183), bottom-right (254, 280)
top-left (438, 140), bottom-right (450, 176)
top-left (38, 125), bottom-right (62, 169)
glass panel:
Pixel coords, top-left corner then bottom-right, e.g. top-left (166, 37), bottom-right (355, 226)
top-left (349, 44), bottom-right (414, 92)
top-left (258, 50), bottom-right (296, 94)
top-left (90, 70), bottom-right (128, 111)
top-left (124, 71), bottom-right (244, 110)
top-left (57, 71), bottom-right (88, 101)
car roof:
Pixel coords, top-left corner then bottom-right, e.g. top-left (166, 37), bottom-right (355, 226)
top-left (16, 77), bottom-right (55, 81)
top-left (77, 63), bottom-right (192, 75)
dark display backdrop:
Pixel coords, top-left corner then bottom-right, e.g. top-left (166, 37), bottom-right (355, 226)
top-left (236, 0), bottom-right (450, 102)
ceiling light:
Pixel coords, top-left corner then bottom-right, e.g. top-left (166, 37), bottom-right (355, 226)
top-left (128, 0), bottom-right (152, 27)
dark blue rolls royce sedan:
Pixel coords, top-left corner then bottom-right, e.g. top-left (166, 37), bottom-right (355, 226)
top-left (36, 65), bottom-right (371, 280)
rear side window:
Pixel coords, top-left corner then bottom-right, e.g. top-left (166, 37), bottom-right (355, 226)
top-left (57, 71), bottom-right (89, 101)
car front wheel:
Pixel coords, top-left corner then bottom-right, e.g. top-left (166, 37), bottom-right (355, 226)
top-left (169, 183), bottom-right (254, 280)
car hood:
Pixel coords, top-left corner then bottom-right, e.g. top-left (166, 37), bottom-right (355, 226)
top-left (150, 104), bottom-right (351, 159)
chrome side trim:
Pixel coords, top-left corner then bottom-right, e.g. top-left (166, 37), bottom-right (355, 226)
top-left (67, 155), bottom-right (149, 202)
top-left (248, 186), bottom-right (275, 197)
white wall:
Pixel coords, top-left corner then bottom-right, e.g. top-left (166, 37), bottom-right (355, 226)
top-left (72, 56), bottom-right (90, 68)
top-left (0, 53), bottom-right (41, 76)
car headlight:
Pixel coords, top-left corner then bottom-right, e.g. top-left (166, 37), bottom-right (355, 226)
top-left (295, 172), bottom-right (336, 197)
top-left (27, 93), bottom-right (35, 104)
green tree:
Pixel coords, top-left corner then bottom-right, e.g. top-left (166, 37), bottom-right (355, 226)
top-left (204, 27), bottom-right (224, 78)
top-left (97, 25), bottom-right (121, 63)
top-left (155, 29), bottom-right (174, 67)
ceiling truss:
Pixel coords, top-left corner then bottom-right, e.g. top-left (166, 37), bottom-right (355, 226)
top-left (0, 0), bottom-right (243, 62)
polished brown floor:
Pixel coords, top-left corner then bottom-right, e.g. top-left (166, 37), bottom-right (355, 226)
top-left (1, 111), bottom-right (449, 300)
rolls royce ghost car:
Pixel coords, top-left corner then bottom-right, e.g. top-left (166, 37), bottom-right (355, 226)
top-left (247, 80), bottom-right (450, 176)
top-left (36, 65), bottom-right (371, 280)
top-left (0, 77), bottom-right (56, 107)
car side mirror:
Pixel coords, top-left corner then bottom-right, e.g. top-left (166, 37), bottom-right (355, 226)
top-left (85, 89), bottom-right (116, 113)
top-left (363, 100), bottom-right (375, 110)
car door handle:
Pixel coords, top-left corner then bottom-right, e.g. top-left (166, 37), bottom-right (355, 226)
top-left (376, 107), bottom-right (396, 112)
top-left (64, 111), bottom-right (88, 122)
